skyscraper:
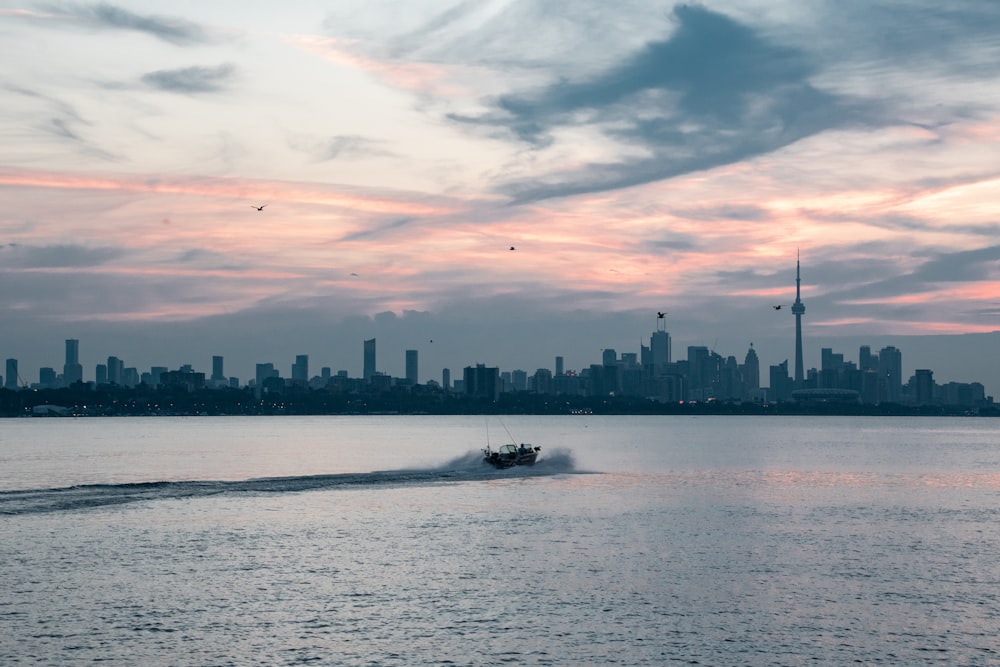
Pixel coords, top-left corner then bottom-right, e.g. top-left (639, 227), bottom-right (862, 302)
top-left (107, 356), bottom-right (123, 385)
top-left (64, 339), bottom-right (83, 385)
top-left (211, 356), bottom-right (225, 382)
top-left (651, 330), bottom-right (671, 369)
top-left (5, 358), bottom-right (18, 389)
top-left (791, 254), bottom-right (806, 387)
top-left (292, 355), bottom-right (309, 383)
top-left (405, 349), bottom-right (418, 385)
top-left (742, 344), bottom-right (760, 390)
top-left (879, 345), bottom-right (902, 403)
top-left (363, 338), bottom-right (376, 382)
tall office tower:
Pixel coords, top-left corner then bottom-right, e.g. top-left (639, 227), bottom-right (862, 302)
top-left (363, 338), bottom-right (376, 382)
top-left (292, 355), bottom-right (309, 383)
top-left (255, 362), bottom-right (276, 398)
top-left (879, 345), bottom-right (902, 403)
top-left (791, 254), bottom-right (806, 387)
top-left (107, 356), bottom-right (124, 385)
top-left (442, 368), bottom-right (451, 391)
top-left (5, 358), bottom-right (18, 389)
top-left (914, 369), bottom-right (934, 405)
top-left (463, 364), bottom-right (499, 401)
top-left (405, 349), bottom-right (418, 385)
top-left (687, 345), bottom-right (711, 394)
top-left (859, 345), bottom-right (877, 371)
top-left (211, 356), bottom-right (225, 382)
top-left (96, 364), bottom-right (108, 385)
top-left (555, 356), bottom-right (564, 377)
top-left (742, 344), bottom-right (760, 390)
top-left (769, 360), bottom-right (791, 402)
top-left (651, 330), bottom-right (671, 369)
top-left (63, 339), bottom-right (83, 385)
top-left (602, 348), bottom-right (617, 366)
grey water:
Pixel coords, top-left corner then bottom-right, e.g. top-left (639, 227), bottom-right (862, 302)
top-left (2, 415), bottom-right (999, 666)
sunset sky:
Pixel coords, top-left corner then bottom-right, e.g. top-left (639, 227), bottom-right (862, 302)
top-left (2, 1), bottom-right (999, 392)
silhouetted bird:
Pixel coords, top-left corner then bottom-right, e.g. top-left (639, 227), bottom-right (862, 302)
top-left (252, 203), bottom-right (268, 211)
top-left (773, 305), bottom-right (783, 310)
top-left (657, 311), bottom-right (667, 318)
top-left (510, 246), bottom-right (516, 251)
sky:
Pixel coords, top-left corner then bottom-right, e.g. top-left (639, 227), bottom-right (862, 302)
top-left (1, 0), bottom-right (999, 394)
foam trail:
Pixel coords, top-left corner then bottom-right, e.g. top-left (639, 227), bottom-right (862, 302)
top-left (0, 449), bottom-right (583, 516)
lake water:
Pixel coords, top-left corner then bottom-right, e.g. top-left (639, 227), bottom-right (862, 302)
top-left (2, 415), bottom-right (1000, 665)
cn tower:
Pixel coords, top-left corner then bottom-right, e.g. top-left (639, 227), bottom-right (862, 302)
top-left (791, 252), bottom-right (805, 386)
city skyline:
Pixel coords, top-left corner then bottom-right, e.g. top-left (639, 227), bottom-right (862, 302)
top-left (2, 321), bottom-right (995, 403)
top-left (1, 2), bottom-right (998, 396)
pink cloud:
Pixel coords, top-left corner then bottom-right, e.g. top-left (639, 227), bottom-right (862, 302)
top-left (0, 168), bottom-right (453, 216)
top-left (287, 35), bottom-right (466, 96)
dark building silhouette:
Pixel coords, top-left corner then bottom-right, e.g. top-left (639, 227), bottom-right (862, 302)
top-left (791, 254), bottom-right (806, 387)
top-left (464, 364), bottom-right (499, 401)
top-left (4, 358), bottom-right (17, 390)
top-left (405, 349), bottom-right (418, 385)
top-left (211, 355), bottom-right (225, 383)
top-left (879, 345), bottom-right (903, 403)
top-left (64, 339), bottom-right (82, 386)
top-left (363, 338), bottom-right (376, 383)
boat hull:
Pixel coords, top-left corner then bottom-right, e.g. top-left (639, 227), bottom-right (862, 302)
top-left (483, 444), bottom-right (540, 468)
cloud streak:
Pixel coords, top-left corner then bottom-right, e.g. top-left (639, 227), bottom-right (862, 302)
top-left (38, 2), bottom-right (209, 44)
top-left (451, 4), bottom-right (877, 201)
top-left (141, 64), bottom-right (236, 94)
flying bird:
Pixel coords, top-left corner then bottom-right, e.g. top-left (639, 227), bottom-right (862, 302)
top-left (509, 246), bottom-right (516, 251)
top-left (657, 311), bottom-right (667, 318)
top-left (773, 305), bottom-right (783, 310)
top-left (252, 203), bottom-right (268, 211)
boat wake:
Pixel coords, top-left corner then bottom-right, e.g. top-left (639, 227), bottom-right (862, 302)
top-left (0, 448), bottom-right (581, 516)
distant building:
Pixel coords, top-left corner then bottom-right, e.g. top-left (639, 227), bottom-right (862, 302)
top-left (769, 360), bottom-right (792, 402)
top-left (464, 364), bottom-right (499, 401)
top-left (5, 358), bottom-right (18, 390)
top-left (160, 370), bottom-right (205, 391)
top-left (63, 339), bottom-right (83, 386)
top-left (511, 369), bottom-right (527, 392)
top-left (879, 346), bottom-right (902, 403)
top-left (742, 344), bottom-right (760, 391)
top-left (405, 349), bottom-right (418, 385)
top-left (107, 356), bottom-right (123, 385)
top-left (211, 356), bottom-right (225, 383)
top-left (363, 338), bottom-right (376, 383)
top-left (150, 366), bottom-right (168, 387)
top-left (913, 369), bottom-right (934, 405)
top-left (292, 354), bottom-right (309, 384)
top-left (651, 330), bottom-right (671, 370)
top-left (255, 363), bottom-right (277, 398)
top-left (39, 367), bottom-right (57, 389)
